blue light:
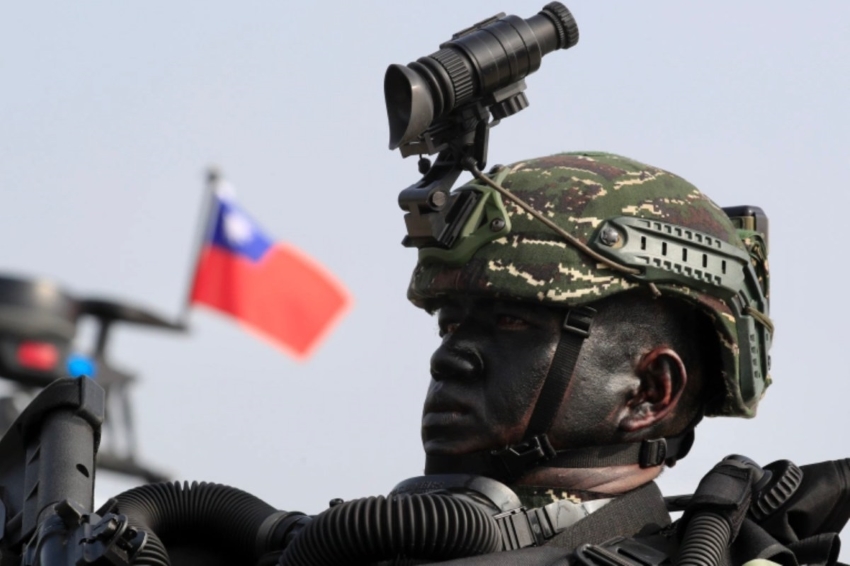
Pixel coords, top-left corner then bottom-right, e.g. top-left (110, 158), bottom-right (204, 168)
top-left (67, 354), bottom-right (96, 379)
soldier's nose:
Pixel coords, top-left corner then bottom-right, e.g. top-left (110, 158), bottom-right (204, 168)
top-left (430, 344), bottom-right (483, 382)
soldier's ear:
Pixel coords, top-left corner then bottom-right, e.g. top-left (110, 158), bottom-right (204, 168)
top-left (619, 347), bottom-right (687, 432)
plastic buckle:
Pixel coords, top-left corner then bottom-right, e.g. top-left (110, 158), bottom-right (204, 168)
top-left (575, 538), bottom-right (671, 566)
top-left (491, 435), bottom-right (557, 481)
top-left (574, 543), bottom-right (633, 566)
top-left (494, 508), bottom-right (541, 550)
top-left (638, 439), bottom-right (667, 468)
top-left (563, 306), bottom-right (596, 337)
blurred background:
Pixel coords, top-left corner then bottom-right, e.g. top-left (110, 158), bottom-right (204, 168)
top-left (1, 0), bottom-right (847, 542)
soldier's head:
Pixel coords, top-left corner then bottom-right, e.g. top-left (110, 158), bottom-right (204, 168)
top-left (408, 152), bottom-right (772, 486)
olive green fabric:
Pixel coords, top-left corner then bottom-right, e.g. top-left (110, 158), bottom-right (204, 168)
top-left (408, 152), bottom-right (770, 417)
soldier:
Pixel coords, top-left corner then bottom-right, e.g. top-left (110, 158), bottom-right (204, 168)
top-left (398, 151), bottom-right (847, 564)
top-left (19, 156), bottom-right (842, 565)
top-left (413, 150), bottom-right (760, 478)
top-left (82, 151), bottom-right (846, 566)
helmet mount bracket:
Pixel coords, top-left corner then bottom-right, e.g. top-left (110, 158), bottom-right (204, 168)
top-left (397, 101), bottom-right (496, 250)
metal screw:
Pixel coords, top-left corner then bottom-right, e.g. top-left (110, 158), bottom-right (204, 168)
top-left (599, 227), bottom-right (620, 246)
top-left (429, 191), bottom-right (447, 209)
top-left (490, 218), bottom-right (506, 232)
top-left (329, 498), bottom-right (344, 507)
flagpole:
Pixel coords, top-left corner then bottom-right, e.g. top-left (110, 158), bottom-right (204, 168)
top-left (179, 166), bottom-right (221, 327)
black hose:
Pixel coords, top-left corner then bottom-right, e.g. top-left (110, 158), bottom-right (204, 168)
top-left (279, 493), bottom-right (502, 566)
top-left (114, 481), bottom-right (287, 566)
top-left (676, 513), bottom-right (731, 566)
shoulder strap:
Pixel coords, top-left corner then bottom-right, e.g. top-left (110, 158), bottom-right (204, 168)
top-left (547, 482), bottom-right (670, 550)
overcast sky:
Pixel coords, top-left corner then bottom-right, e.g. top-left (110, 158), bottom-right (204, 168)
top-left (1, 0), bottom-right (849, 557)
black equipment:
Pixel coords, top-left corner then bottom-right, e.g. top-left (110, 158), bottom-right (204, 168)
top-left (0, 274), bottom-right (182, 483)
top-left (385, 2), bottom-right (580, 249)
top-left (0, 381), bottom-right (846, 566)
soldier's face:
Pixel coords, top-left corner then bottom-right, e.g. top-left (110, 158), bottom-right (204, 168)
top-left (422, 298), bottom-right (562, 456)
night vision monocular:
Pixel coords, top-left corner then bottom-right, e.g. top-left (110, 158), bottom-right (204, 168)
top-left (385, 2), bottom-right (579, 249)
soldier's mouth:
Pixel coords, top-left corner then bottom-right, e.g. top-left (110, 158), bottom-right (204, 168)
top-left (422, 392), bottom-right (472, 420)
top-left (422, 392), bottom-right (477, 436)
top-left (421, 408), bottom-right (479, 454)
top-left (421, 410), bottom-right (470, 427)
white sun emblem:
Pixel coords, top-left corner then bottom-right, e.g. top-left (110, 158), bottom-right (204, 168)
top-left (223, 209), bottom-right (254, 246)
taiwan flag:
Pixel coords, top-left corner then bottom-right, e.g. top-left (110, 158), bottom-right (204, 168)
top-left (189, 189), bottom-right (352, 359)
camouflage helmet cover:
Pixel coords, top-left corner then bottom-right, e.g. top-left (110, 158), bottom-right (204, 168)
top-left (408, 152), bottom-right (771, 417)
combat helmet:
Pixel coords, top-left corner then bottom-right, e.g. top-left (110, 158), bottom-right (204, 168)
top-left (411, 152), bottom-right (772, 478)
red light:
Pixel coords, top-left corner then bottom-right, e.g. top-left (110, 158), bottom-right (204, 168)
top-left (17, 341), bottom-right (59, 371)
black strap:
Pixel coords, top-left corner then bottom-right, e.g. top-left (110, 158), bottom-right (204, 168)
top-left (731, 519), bottom-right (798, 566)
top-left (524, 306), bottom-right (595, 438)
top-left (494, 496), bottom-right (615, 551)
top-left (543, 427), bottom-right (696, 469)
top-left (547, 481), bottom-right (671, 550)
top-left (478, 306), bottom-right (595, 482)
top-left (426, 427), bottom-right (697, 483)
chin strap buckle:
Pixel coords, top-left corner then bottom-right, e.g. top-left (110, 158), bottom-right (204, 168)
top-left (639, 438), bottom-right (668, 468)
top-left (491, 434), bottom-right (557, 482)
top-left (563, 306), bottom-right (596, 337)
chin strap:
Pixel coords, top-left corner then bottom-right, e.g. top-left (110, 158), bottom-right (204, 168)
top-left (424, 306), bottom-right (701, 483)
top-left (424, 426), bottom-right (698, 483)
top-left (524, 306), bottom-right (596, 440)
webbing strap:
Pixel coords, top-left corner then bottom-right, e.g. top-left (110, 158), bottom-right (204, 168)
top-left (524, 306), bottom-right (594, 438)
top-left (495, 497), bottom-right (614, 550)
top-left (543, 427), bottom-right (695, 469)
top-left (424, 425), bottom-right (696, 482)
top-left (547, 481), bottom-right (671, 550)
top-left (487, 307), bottom-right (594, 481)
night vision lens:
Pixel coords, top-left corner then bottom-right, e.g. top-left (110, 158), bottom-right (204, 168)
top-left (385, 2), bottom-right (579, 150)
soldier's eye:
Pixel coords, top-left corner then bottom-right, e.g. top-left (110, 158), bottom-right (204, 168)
top-left (496, 315), bottom-right (530, 330)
